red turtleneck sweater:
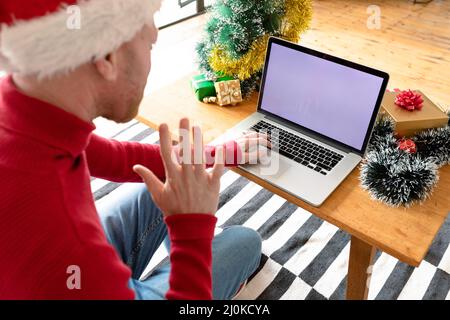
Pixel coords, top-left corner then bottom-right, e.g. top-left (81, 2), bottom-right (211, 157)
top-left (0, 76), bottom-right (239, 300)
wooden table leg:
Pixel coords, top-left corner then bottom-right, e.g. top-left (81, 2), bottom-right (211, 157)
top-left (346, 235), bottom-right (376, 300)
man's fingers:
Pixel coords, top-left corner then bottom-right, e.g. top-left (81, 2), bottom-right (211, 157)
top-left (251, 137), bottom-right (270, 148)
top-left (244, 143), bottom-right (272, 165)
top-left (244, 131), bottom-right (269, 141)
top-left (172, 144), bottom-right (182, 164)
top-left (133, 165), bottom-right (164, 197)
top-left (159, 124), bottom-right (177, 175)
top-left (179, 118), bottom-right (191, 166)
top-left (242, 137), bottom-right (270, 152)
top-left (193, 126), bottom-right (205, 170)
top-left (211, 145), bottom-right (225, 182)
top-left (242, 131), bottom-right (259, 139)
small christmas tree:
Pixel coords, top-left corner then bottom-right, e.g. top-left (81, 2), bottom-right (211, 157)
top-left (196, 0), bottom-right (312, 97)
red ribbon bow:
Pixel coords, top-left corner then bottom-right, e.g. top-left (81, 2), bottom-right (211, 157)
top-left (394, 89), bottom-right (424, 111)
top-left (398, 139), bottom-right (417, 154)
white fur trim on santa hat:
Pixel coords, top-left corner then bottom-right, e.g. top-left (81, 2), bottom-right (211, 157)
top-left (0, 0), bottom-right (162, 78)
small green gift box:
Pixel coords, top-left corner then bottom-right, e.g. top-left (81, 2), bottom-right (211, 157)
top-left (190, 74), bottom-right (234, 102)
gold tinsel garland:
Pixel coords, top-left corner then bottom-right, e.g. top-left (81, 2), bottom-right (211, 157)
top-left (209, 34), bottom-right (271, 81)
top-left (208, 0), bottom-right (313, 81)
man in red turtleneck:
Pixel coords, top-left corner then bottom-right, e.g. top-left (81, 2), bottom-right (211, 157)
top-left (0, 0), bottom-right (266, 299)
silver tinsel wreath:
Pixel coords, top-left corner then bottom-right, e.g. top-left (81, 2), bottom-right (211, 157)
top-left (360, 114), bottom-right (450, 207)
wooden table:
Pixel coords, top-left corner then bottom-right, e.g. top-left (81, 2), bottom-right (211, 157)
top-left (137, 74), bottom-right (450, 300)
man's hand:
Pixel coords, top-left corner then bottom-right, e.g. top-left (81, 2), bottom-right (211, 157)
top-left (133, 118), bottom-right (225, 217)
top-left (236, 131), bottom-right (271, 165)
top-left (170, 131), bottom-right (271, 167)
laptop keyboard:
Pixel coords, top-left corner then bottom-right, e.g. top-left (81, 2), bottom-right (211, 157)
top-left (250, 121), bottom-right (344, 175)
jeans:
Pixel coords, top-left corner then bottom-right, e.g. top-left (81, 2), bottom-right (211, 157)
top-left (96, 183), bottom-right (262, 300)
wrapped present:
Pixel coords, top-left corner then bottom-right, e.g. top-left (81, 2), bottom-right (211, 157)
top-left (190, 74), bottom-right (234, 102)
top-left (214, 80), bottom-right (243, 106)
top-left (381, 90), bottom-right (449, 137)
top-left (190, 74), bottom-right (215, 101)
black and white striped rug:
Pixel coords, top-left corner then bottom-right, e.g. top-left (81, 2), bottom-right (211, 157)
top-left (92, 119), bottom-right (450, 300)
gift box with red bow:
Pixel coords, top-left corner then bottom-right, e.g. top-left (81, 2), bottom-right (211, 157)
top-left (380, 90), bottom-right (449, 137)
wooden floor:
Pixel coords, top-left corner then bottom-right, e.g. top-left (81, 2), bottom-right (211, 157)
top-left (301, 0), bottom-right (450, 110)
top-left (147, 0), bottom-right (450, 111)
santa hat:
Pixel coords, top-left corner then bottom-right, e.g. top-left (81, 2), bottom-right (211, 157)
top-left (0, 0), bottom-right (162, 78)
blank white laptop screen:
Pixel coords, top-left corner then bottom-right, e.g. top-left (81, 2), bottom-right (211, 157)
top-left (260, 43), bottom-right (385, 151)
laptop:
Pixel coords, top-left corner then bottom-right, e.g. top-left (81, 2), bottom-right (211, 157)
top-left (214, 37), bottom-right (389, 207)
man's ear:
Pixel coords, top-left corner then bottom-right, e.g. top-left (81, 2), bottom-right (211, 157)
top-left (94, 52), bottom-right (119, 81)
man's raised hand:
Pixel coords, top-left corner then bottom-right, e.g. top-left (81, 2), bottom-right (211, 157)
top-left (133, 118), bottom-right (225, 217)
